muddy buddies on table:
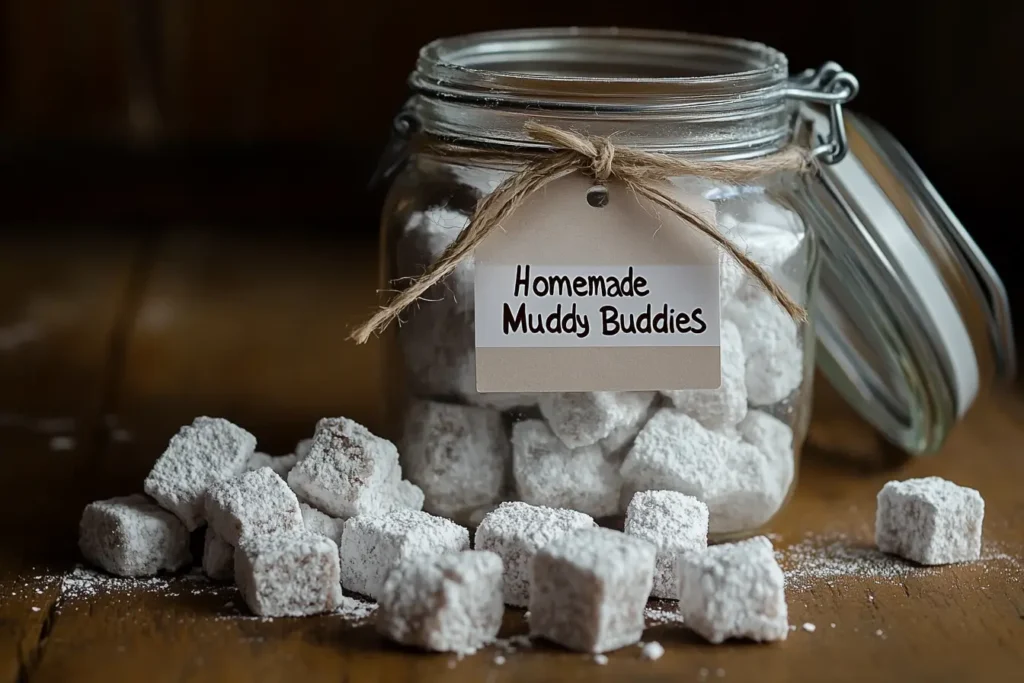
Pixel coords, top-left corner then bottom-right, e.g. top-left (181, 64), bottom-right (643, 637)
top-left (76, 410), bottom-right (994, 655)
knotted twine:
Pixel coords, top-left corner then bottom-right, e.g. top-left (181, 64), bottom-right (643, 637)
top-left (349, 122), bottom-right (813, 344)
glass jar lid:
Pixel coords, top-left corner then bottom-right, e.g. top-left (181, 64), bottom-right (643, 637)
top-left (802, 107), bottom-right (1016, 453)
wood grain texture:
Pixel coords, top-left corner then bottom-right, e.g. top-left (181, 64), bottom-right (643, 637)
top-left (0, 232), bottom-right (1022, 683)
top-left (0, 231), bottom-right (142, 683)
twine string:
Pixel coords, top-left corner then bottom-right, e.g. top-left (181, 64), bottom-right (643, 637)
top-left (350, 122), bottom-right (812, 344)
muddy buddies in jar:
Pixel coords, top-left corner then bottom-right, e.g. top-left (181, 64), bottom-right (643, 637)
top-left (353, 29), bottom-right (1014, 538)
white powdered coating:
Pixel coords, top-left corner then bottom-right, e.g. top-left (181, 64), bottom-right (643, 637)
top-left (644, 606), bottom-right (686, 626)
top-left (662, 320), bottom-right (747, 429)
top-left (235, 532), bottom-right (344, 617)
top-left (875, 477), bottom-right (985, 565)
top-left (774, 534), bottom-right (1019, 590)
top-left (621, 409), bottom-right (785, 534)
top-left (401, 400), bottom-right (509, 518)
top-left (377, 550), bottom-right (504, 653)
top-left (725, 290), bottom-right (803, 406)
top-left (202, 528), bottom-right (234, 581)
top-left (339, 509), bottom-right (469, 600)
top-left (396, 213), bottom-right (537, 410)
top-left (623, 491), bottom-right (709, 599)
top-left (512, 420), bottom-right (622, 518)
top-left (397, 209), bottom-right (538, 410)
top-left (717, 202), bottom-right (803, 308)
top-left (59, 566), bottom-right (175, 600)
top-left (300, 503), bottom-right (345, 547)
top-left (677, 536), bottom-right (788, 643)
top-left (395, 479), bottom-right (425, 511)
top-left (641, 641), bottom-right (665, 660)
top-left (287, 417), bottom-right (406, 519)
top-left (204, 467), bottom-right (304, 546)
top-left (144, 417), bottom-right (256, 530)
top-left (529, 527), bottom-right (656, 653)
top-left (538, 392), bottom-right (656, 449)
top-left (247, 451), bottom-right (299, 478)
top-left (397, 208), bottom-right (475, 313)
top-left (79, 494), bottom-right (192, 577)
top-left (295, 438), bottom-right (313, 461)
top-left (736, 410), bottom-right (795, 496)
top-left (474, 501), bottom-right (597, 607)
top-left (598, 396), bottom-right (657, 459)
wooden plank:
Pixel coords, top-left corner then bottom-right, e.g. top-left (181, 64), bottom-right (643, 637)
top-left (89, 228), bottom-right (386, 497)
top-left (6, 230), bottom-right (1024, 682)
top-left (0, 230), bottom-right (142, 683)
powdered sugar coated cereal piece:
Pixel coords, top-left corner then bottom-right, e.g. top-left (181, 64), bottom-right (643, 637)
top-left (529, 528), bottom-right (655, 653)
top-left (512, 420), bottom-right (621, 518)
top-left (204, 467), bottom-right (304, 546)
top-left (725, 290), bottom-right (803, 406)
top-left (339, 509), bottom-right (469, 600)
top-left (397, 208), bottom-right (474, 311)
top-left (247, 451), bottom-right (298, 478)
top-left (287, 417), bottom-right (402, 519)
top-left (377, 550), bottom-right (504, 653)
top-left (736, 410), bottom-right (795, 495)
top-left (144, 417), bottom-right (256, 530)
top-left (677, 536), bottom-right (788, 643)
top-left (202, 527), bottom-right (234, 581)
top-left (474, 501), bottom-right (596, 607)
top-left (79, 494), bottom-right (192, 577)
top-left (623, 490), bottom-right (708, 599)
top-left (295, 438), bottom-right (313, 461)
top-left (662, 320), bottom-right (747, 429)
top-left (394, 479), bottom-right (425, 512)
top-left (875, 477), bottom-right (984, 565)
top-left (598, 396), bottom-right (657, 459)
top-left (300, 503), bottom-right (345, 547)
top-left (621, 409), bottom-right (785, 534)
top-left (538, 392), bottom-right (656, 449)
top-left (401, 400), bottom-right (509, 518)
top-left (235, 532), bottom-right (344, 617)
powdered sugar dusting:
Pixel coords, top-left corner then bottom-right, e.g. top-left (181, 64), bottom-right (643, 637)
top-left (778, 534), bottom-right (1020, 591)
top-left (644, 604), bottom-right (685, 626)
top-left (334, 595), bottom-right (378, 622)
top-left (60, 566), bottom-right (174, 599)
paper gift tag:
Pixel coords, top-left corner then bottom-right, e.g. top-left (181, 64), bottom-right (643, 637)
top-left (474, 173), bottom-right (721, 392)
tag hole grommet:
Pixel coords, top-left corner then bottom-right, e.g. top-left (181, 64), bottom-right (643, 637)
top-left (586, 185), bottom-right (610, 208)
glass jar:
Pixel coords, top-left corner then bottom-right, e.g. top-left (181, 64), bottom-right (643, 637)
top-left (370, 28), bottom-right (1014, 538)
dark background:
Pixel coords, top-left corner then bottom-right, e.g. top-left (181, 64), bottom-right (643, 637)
top-left (1, 0), bottom-right (1020, 301)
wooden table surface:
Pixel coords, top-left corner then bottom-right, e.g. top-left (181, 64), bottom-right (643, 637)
top-left (1, 228), bottom-right (1022, 683)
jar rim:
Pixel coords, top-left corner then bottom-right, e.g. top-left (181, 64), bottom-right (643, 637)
top-left (407, 28), bottom-right (794, 157)
top-left (412, 28), bottom-right (789, 109)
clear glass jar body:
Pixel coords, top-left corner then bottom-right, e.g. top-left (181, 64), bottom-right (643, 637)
top-left (381, 157), bottom-right (817, 537)
top-left (378, 29), bottom-right (825, 538)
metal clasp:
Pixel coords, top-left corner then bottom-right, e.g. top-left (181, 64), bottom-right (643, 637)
top-left (368, 102), bottom-right (421, 190)
top-left (786, 62), bottom-right (860, 165)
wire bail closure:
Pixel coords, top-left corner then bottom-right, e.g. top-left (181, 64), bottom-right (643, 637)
top-left (785, 62), bottom-right (860, 165)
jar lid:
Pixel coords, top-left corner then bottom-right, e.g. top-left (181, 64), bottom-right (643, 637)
top-left (803, 107), bottom-right (1016, 453)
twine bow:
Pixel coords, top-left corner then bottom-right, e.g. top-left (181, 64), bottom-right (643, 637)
top-left (350, 122), bottom-right (813, 344)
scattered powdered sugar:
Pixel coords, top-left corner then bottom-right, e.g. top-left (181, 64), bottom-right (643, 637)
top-left (593, 654), bottom-right (609, 665)
top-left (644, 605), bottom-right (685, 626)
top-left (641, 641), bottom-right (665, 660)
top-left (802, 622), bottom-right (816, 632)
top-left (493, 634), bottom-right (532, 653)
top-left (777, 534), bottom-right (1020, 591)
top-left (60, 567), bottom-right (174, 599)
top-left (493, 655), bottom-right (506, 665)
top-left (333, 595), bottom-right (378, 622)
